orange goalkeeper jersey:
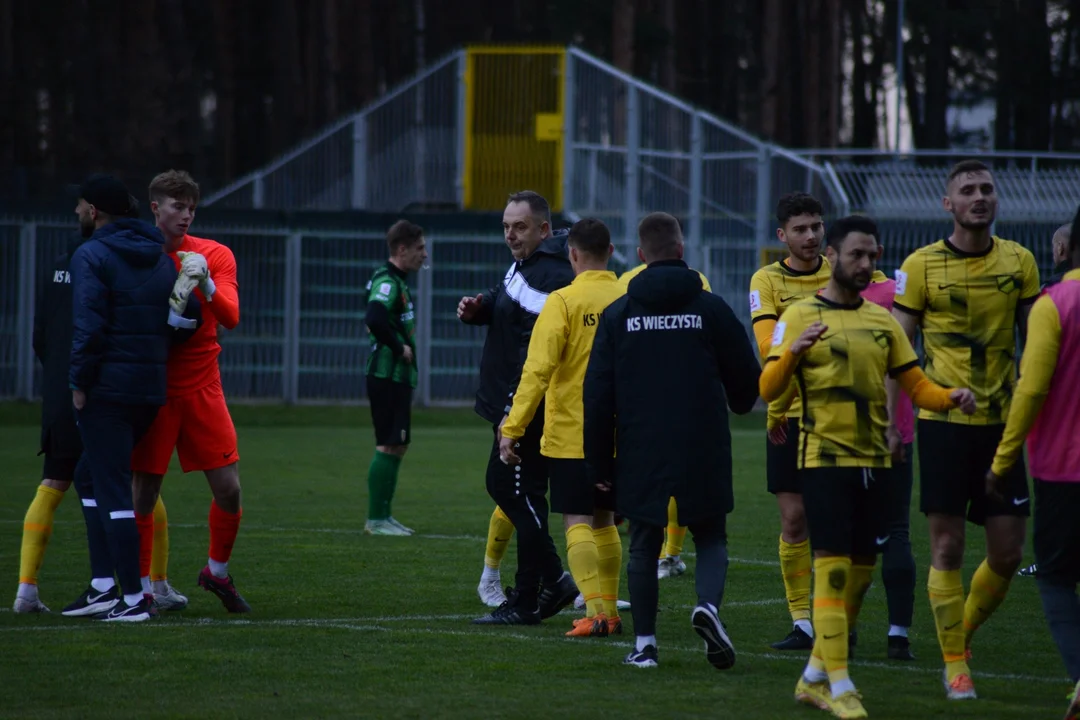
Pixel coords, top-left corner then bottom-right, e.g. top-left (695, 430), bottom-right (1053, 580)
top-left (166, 234), bottom-right (240, 395)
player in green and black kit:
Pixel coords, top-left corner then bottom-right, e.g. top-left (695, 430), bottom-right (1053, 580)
top-left (363, 220), bottom-right (428, 536)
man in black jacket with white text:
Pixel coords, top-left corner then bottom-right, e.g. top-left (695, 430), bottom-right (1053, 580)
top-left (459, 191), bottom-right (578, 625)
top-left (583, 212), bottom-right (761, 668)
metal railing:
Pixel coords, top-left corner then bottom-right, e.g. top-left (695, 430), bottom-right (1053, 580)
top-left (0, 219), bottom-right (525, 405)
top-left (3, 214), bottom-right (1065, 404)
top-left (791, 149), bottom-right (1080, 221)
top-left (203, 51), bottom-right (466, 213)
top-left (561, 49), bottom-right (850, 268)
top-left (200, 46), bottom-right (853, 268)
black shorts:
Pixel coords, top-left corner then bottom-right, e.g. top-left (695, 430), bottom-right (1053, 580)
top-left (767, 418), bottom-right (801, 495)
top-left (1033, 479), bottom-right (1080, 585)
top-left (801, 466), bottom-right (889, 557)
top-left (367, 376), bottom-right (412, 446)
top-left (917, 420), bottom-right (1029, 525)
top-left (42, 453), bottom-right (79, 483)
top-left (548, 458), bottom-right (616, 515)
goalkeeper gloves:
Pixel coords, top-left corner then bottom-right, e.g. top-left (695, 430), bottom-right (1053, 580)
top-left (177, 250), bottom-right (215, 301)
top-left (169, 272), bottom-right (199, 315)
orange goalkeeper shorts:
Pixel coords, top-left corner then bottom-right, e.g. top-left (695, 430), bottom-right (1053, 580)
top-left (131, 380), bottom-right (239, 475)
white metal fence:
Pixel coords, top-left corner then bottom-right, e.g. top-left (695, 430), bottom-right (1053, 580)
top-left (793, 150), bottom-right (1080, 221)
top-left (0, 220), bottom-right (534, 405)
top-left (1, 216), bottom-right (1065, 404)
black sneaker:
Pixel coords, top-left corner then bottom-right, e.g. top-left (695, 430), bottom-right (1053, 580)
top-left (1018, 563), bottom-right (1038, 578)
top-left (538, 572), bottom-right (578, 619)
top-left (61, 585), bottom-right (119, 618)
top-left (198, 566), bottom-right (252, 613)
top-left (624, 644), bottom-right (659, 668)
top-left (770, 626), bottom-right (813, 650)
top-left (887, 635), bottom-right (916, 661)
top-left (472, 588), bottom-right (541, 626)
top-left (849, 629), bottom-right (858, 660)
top-left (101, 596), bottom-right (152, 623)
top-left (691, 605), bottom-right (736, 670)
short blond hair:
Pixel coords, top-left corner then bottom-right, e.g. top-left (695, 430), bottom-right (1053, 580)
top-left (148, 170), bottom-right (201, 205)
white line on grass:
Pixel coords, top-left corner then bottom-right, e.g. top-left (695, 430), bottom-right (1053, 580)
top-left (0, 612), bottom-right (1066, 686)
top-left (0, 519), bottom-right (780, 567)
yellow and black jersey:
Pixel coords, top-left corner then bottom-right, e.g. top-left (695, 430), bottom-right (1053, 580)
top-left (763, 295), bottom-right (932, 469)
top-left (501, 270), bottom-right (625, 458)
top-left (894, 237), bottom-right (1040, 425)
top-left (749, 256), bottom-right (832, 420)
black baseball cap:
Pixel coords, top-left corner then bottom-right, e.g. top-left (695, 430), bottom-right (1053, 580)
top-left (72, 174), bottom-right (140, 217)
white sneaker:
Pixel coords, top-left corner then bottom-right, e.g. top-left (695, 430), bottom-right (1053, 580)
top-left (152, 581), bottom-right (189, 611)
top-left (573, 593), bottom-right (585, 610)
top-left (386, 517), bottom-right (415, 535)
top-left (13, 593), bottom-right (50, 613)
top-left (658, 556), bottom-right (687, 579)
top-left (365, 519), bottom-right (411, 536)
top-left (617, 599), bottom-right (631, 610)
top-left (477, 575), bottom-right (507, 607)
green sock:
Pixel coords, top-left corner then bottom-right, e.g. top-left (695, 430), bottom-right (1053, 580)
top-left (367, 451), bottom-right (402, 521)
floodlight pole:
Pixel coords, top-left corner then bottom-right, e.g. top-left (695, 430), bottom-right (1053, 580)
top-left (895, 0), bottom-right (905, 156)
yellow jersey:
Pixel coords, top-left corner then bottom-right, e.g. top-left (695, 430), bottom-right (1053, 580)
top-left (502, 270), bottom-right (625, 458)
top-left (764, 295), bottom-right (924, 469)
top-left (749, 256), bottom-right (832, 421)
top-left (619, 263), bottom-right (712, 292)
top-left (894, 237), bottom-right (1040, 425)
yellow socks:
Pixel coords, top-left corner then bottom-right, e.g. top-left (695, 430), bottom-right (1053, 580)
top-left (594, 524), bottom-right (622, 618)
top-left (19, 485), bottom-right (64, 585)
top-left (150, 495), bottom-right (170, 582)
top-left (813, 556), bottom-right (853, 692)
top-left (662, 497), bottom-right (686, 558)
top-left (484, 506), bottom-right (515, 569)
top-left (845, 564), bottom-right (874, 628)
top-left (780, 536), bottom-right (813, 623)
top-left (566, 523), bottom-right (603, 617)
top-left (963, 559), bottom-right (1011, 647)
top-left (929, 567), bottom-right (969, 681)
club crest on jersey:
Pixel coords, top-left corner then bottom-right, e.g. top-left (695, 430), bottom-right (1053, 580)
top-left (871, 329), bottom-right (890, 348)
top-left (995, 274), bottom-right (1021, 293)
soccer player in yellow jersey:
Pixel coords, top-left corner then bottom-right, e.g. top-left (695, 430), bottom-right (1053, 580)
top-left (748, 192), bottom-right (832, 651)
top-left (761, 215), bottom-right (975, 719)
top-left (891, 159), bottom-right (1041, 700)
top-left (499, 218), bottom-right (626, 636)
top-left (618, 261), bottom-right (712, 580)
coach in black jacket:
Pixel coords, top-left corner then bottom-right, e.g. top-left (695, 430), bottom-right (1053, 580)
top-left (583, 212), bottom-right (760, 669)
top-left (64, 175), bottom-right (197, 623)
top-left (459, 191), bottom-right (578, 625)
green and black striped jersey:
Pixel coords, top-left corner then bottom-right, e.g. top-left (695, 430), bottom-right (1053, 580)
top-left (364, 263), bottom-right (417, 387)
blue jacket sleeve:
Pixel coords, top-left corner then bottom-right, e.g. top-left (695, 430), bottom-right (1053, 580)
top-left (69, 246), bottom-right (108, 391)
top-left (170, 292), bottom-right (203, 346)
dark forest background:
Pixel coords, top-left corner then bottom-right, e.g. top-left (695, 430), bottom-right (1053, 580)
top-left (3, 0), bottom-right (1079, 201)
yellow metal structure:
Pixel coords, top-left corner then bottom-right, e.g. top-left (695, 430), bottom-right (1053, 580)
top-left (760, 246), bottom-right (788, 268)
top-left (463, 46), bottom-right (566, 211)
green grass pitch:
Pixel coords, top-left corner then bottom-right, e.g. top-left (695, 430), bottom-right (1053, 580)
top-left (0, 403), bottom-right (1068, 719)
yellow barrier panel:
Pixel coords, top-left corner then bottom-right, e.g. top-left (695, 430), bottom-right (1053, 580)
top-left (760, 246), bottom-right (788, 268)
top-left (463, 46), bottom-right (566, 211)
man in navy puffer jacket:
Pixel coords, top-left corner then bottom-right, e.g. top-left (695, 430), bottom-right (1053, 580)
top-left (65, 174), bottom-right (197, 623)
